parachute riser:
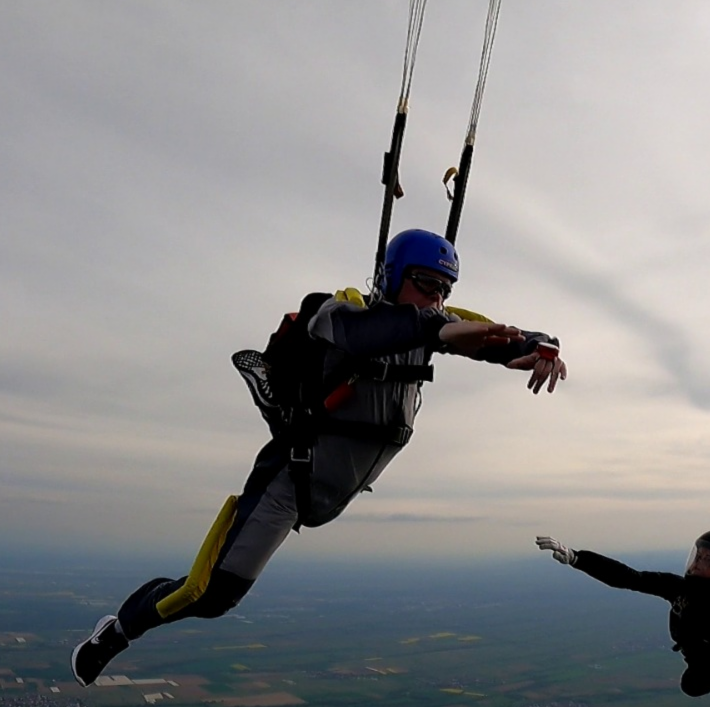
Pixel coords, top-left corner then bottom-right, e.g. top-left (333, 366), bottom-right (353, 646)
top-left (442, 0), bottom-right (502, 246)
top-left (444, 142), bottom-right (473, 246)
top-left (373, 109), bottom-right (408, 296)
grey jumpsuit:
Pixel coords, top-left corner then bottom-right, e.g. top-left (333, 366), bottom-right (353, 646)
top-left (116, 295), bottom-right (555, 640)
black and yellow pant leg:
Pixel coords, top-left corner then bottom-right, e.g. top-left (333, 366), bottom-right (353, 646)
top-left (116, 440), bottom-right (300, 641)
top-left (118, 495), bottom-right (246, 639)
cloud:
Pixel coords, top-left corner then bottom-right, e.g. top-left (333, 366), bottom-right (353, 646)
top-left (2, 1), bottom-right (710, 561)
top-left (341, 512), bottom-right (488, 524)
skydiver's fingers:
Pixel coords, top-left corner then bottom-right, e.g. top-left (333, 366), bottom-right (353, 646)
top-left (526, 355), bottom-right (568, 395)
top-left (509, 349), bottom-right (567, 396)
top-left (546, 359), bottom-right (567, 394)
top-left (484, 335), bottom-right (511, 346)
top-left (480, 323), bottom-right (524, 343)
top-left (527, 358), bottom-right (554, 394)
top-left (499, 326), bottom-right (524, 341)
top-left (439, 320), bottom-right (491, 345)
top-left (506, 353), bottom-right (537, 371)
top-left (535, 536), bottom-right (560, 551)
top-left (536, 536), bottom-right (575, 564)
top-left (439, 321), bottom-right (523, 355)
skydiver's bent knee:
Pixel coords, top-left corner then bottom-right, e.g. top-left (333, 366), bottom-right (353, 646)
top-left (188, 570), bottom-right (255, 619)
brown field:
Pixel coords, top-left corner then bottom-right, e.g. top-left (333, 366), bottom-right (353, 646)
top-left (16, 674), bottom-right (306, 707)
top-left (242, 681), bottom-right (271, 689)
top-left (0, 633), bottom-right (39, 644)
top-left (159, 674), bottom-right (211, 700)
top-left (494, 679), bottom-right (536, 693)
top-left (207, 692), bottom-right (306, 706)
top-left (163, 674), bottom-right (210, 686)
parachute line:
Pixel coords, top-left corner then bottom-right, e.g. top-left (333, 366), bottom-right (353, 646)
top-left (399, 0), bottom-right (428, 113)
top-left (466, 0), bottom-right (501, 146)
top-left (372, 0), bottom-right (429, 301)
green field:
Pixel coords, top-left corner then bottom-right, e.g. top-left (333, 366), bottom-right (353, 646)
top-left (0, 554), bottom-right (687, 706)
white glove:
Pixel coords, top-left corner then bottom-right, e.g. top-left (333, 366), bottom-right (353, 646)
top-left (535, 536), bottom-right (576, 565)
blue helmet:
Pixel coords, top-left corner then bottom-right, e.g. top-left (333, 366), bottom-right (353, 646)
top-left (384, 229), bottom-right (459, 298)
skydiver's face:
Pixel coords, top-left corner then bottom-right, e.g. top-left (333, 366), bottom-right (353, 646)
top-left (396, 267), bottom-right (453, 311)
top-left (687, 547), bottom-right (710, 578)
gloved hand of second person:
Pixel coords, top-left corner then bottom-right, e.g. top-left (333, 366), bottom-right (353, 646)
top-left (535, 536), bottom-right (576, 565)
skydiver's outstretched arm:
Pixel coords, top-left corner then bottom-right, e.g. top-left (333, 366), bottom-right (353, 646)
top-left (443, 325), bottom-right (566, 395)
top-left (309, 296), bottom-right (527, 361)
top-left (439, 305), bottom-right (566, 394)
top-left (308, 296), bottom-right (451, 357)
top-left (535, 536), bottom-right (683, 601)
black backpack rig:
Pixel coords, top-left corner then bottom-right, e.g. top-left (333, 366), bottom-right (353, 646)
top-left (232, 289), bottom-right (434, 440)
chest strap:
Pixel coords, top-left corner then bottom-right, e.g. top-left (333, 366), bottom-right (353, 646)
top-left (353, 360), bottom-right (433, 383)
top-left (287, 415), bottom-right (412, 458)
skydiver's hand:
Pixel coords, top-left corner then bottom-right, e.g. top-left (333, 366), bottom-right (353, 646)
top-left (535, 536), bottom-right (576, 565)
top-left (439, 320), bottom-right (525, 357)
top-left (507, 343), bottom-right (567, 394)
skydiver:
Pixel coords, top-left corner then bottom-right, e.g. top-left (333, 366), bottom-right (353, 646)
top-left (536, 534), bottom-right (710, 697)
top-left (70, 228), bottom-right (567, 687)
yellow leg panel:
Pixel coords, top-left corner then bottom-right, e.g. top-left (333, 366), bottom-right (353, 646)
top-left (156, 495), bottom-right (239, 619)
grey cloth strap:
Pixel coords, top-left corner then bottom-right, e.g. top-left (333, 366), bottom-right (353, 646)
top-left (285, 416), bottom-right (413, 530)
top-left (353, 359), bottom-right (433, 383)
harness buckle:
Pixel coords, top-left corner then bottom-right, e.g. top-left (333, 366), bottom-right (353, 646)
top-left (290, 446), bottom-right (312, 463)
top-left (392, 427), bottom-right (413, 446)
top-left (373, 361), bottom-right (389, 381)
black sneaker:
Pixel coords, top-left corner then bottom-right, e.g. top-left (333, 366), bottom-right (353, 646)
top-left (231, 350), bottom-right (281, 426)
top-left (71, 615), bottom-right (129, 687)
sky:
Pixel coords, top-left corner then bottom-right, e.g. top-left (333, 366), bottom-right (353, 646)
top-left (3, 1), bottom-right (710, 569)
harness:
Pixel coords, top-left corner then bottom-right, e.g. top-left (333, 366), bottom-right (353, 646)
top-left (233, 288), bottom-right (433, 528)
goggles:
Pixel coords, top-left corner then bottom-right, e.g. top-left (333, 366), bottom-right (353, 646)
top-left (408, 272), bottom-right (453, 300)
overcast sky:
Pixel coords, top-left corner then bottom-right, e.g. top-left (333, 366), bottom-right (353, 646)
top-left (3, 1), bottom-right (710, 571)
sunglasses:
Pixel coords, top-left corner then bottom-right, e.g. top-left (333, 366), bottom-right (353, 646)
top-left (408, 272), bottom-right (453, 300)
